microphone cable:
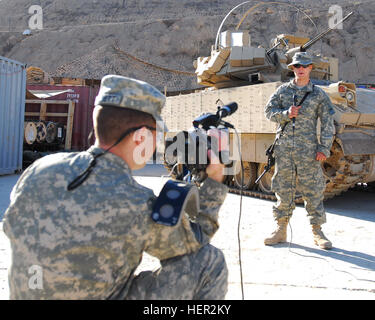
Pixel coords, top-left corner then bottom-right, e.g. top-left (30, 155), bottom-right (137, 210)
top-left (233, 127), bottom-right (245, 300)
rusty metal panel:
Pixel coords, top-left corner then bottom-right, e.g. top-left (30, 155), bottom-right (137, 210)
top-left (0, 56), bottom-right (26, 175)
top-left (26, 84), bottom-right (100, 151)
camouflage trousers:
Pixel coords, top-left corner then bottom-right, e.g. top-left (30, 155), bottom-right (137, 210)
top-left (125, 244), bottom-right (228, 300)
top-left (271, 145), bottom-right (327, 225)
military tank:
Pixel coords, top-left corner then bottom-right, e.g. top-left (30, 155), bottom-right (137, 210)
top-left (162, 8), bottom-right (375, 201)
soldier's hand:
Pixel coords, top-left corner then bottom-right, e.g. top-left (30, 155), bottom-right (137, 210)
top-left (206, 150), bottom-right (225, 183)
top-left (288, 105), bottom-right (302, 119)
top-left (206, 129), bottom-right (228, 183)
top-left (316, 152), bottom-right (327, 161)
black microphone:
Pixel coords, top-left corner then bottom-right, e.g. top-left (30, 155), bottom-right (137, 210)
top-left (218, 102), bottom-right (238, 119)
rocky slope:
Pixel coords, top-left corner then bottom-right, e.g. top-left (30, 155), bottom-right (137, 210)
top-left (1, 0), bottom-right (374, 91)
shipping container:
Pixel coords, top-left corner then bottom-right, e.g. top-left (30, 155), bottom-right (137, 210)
top-left (0, 56), bottom-right (26, 175)
top-left (26, 84), bottom-right (100, 151)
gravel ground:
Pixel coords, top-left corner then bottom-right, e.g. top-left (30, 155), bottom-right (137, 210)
top-left (0, 167), bottom-right (374, 300)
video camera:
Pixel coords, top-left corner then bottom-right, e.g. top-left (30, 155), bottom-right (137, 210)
top-left (163, 102), bottom-right (238, 183)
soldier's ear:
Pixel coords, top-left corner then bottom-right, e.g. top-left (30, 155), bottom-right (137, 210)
top-left (132, 127), bottom-right (153, 145)
top-left (132, 128), bottom-right (144, 145)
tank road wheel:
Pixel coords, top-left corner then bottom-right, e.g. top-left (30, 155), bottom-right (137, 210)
top-left (257, 163), bottom-right (274, 195)
top-left (233, 161), bottom-right (257, 190)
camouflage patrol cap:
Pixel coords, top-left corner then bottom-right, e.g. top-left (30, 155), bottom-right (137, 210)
top-left (95, 75), bottom-right (166, 124)
top-left (288, 52), bottom-right (315, 70)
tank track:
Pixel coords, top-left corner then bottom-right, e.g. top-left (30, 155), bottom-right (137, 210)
top-left (225, 177), bottom-right (359, 203)
top-left (228, 184), bottom-right (278, 202)
top-left (163, 140), bottom-right (372, 204)
top-left (222, 174), bottom-right (305, 203)
top-left (225, 141), bottom-right (373, 201)
top-left (226, 181), bottom-right (347, 203)
top-left (226, 179), bottom-right (305, 204)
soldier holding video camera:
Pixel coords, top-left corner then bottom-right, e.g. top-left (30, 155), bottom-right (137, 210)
top-left (3, 75), bottom-right (229, 300)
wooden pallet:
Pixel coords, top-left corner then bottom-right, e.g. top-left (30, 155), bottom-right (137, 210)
top-left (25, 99), bottom-right (75, 150)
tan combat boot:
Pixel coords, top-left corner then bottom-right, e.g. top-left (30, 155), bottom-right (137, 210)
top-left (264, 217), bottom-right (289, 246)
top-left (312, 225), bottom-right (332, 250)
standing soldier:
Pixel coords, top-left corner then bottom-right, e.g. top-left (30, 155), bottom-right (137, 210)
top-left (264, 52), bottom-right (335, 250)
top-left (3, 75), bottom-right (229, 299)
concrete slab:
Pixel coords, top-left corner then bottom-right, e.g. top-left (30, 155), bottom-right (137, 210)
top-left (0, 167), bottom-right (374, 300)
top-left (0, 174), bottom-right (20, 221)
top-left (134, 176), bottom-right (375, 300)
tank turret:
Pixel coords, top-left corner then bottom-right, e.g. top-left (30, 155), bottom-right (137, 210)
top-left (195, 12), bottom-right (352, 88)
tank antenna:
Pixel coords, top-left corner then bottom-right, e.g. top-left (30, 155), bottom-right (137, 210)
top-left (215, 1), bottom-right (318, 51)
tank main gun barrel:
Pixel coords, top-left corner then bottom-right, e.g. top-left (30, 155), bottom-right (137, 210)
top-left (285, 11), bottom-right (353, 59)
top-left (266, 38), bottom-right (288, 56)
top-left (301, 12), bottom-right (354, 52)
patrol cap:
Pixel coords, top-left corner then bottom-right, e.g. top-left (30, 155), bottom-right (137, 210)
top-left (288, 52), bottom-right (315, 70)
top-left (95, 75), bottom-right (166, 125)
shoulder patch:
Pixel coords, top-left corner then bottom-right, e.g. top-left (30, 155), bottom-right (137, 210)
top-left (151, 180), bottom-right (199, 227)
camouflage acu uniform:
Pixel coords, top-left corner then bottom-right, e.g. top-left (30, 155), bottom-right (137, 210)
top-left (2, 75), bottom-right (229, 300)
top-left (265, 79), bottom-right (335, 225)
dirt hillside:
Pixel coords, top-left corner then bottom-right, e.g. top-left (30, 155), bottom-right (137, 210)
top-left (1, 0), bottom-right (374, 91)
